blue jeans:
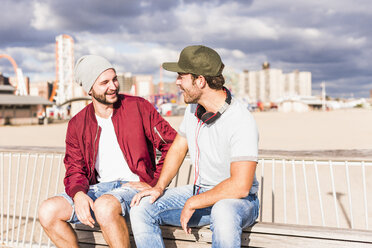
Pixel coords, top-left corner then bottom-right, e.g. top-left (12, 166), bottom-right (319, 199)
top-left (59, 180), bottom-right (139, 224)
top-left (130, 185), bottom-right (259, 248)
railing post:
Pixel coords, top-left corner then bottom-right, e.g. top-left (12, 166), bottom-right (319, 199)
top-left (345, 161), bottom-right (354, 229)
top-left (314, 160), bottom-right (325, 226)
top-left (11, 153), bottom-right (21, 244)
top-left (291, 160), bottom-right (299, 224)
top-left (271, 159), bottom-right (275, 223)
top-left (22, 154), bottom-right (39, 247)
top-left (282, 159), bottom-right (287, 224)
top-left (362, 161), bottom-right (369, 229)
top-left (16, 153), bottom-right (30, 246)
top-left (302, 160), bottom-right (312, 225)
top-left (29, 154), bottom-right (46, 246)
top-left (6, 153), bottom-right (12, 246)
top-left (0, 152), bottom-right (4, 245)
top-left (259, 159), bottom-right (265, 222)
top-left (330, 160), bottom-right (340, 228)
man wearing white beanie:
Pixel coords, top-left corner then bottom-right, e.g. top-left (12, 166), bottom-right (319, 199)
top-left (38, 55), bottom-right (176, 247)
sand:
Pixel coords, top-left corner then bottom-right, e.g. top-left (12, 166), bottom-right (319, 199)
top-left (1, 108), bottom-right (371, 151)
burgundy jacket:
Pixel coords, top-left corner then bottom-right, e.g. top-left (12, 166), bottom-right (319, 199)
top-left (63, 94), bottom-right (177, 198)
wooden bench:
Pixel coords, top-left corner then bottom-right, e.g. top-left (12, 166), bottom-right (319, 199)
top-left (74, 222), bottom-right (372, 247)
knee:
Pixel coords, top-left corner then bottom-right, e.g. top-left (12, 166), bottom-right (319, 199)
top-left (94, 195), bottom-right (122, 226)
top-left (210, 200), bottom-right (242, 247)
top-left (211, 200), bottom-right (241, 230)
top-left (129, 197), bottom-right (156, 232)
top-left (38, 198), bottom-right (61, 228)
top-left (129, 202), bottom-right (147, 224)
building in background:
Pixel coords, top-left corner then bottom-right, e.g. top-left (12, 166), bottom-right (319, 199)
top-left (51, 34), bottom-right (76, 105)
top-left (29, 81), bottom-right (53, 100)
top-left (237, 62), bottom-right (312, 105)
top-left (117, 73), bottom-right (135, 94)
top-left (132, 75), bottom-right (154, 99)
top-left (0, 75), bottom-right (52, 125)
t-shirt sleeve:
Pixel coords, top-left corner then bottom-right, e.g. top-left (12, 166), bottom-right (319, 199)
top-left (229, 113), bottom-right (259, 162)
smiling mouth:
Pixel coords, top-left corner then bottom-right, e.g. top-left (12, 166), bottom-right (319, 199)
top-left (106, 91), bottom-right (117, 96)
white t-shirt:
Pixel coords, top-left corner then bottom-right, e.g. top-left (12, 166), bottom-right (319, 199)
top-left (95, 114), bottom-right (140, 183)
top-left (179, 98), bottom-right (259, 193)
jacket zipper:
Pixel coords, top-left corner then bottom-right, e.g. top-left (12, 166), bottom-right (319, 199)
top-left (92, 124), bottom-right (99, 177)
top-left (154, 126), bottom-right (167, 144)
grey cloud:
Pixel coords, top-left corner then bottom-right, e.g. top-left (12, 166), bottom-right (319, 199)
top-left (34, 0), bottom-right (179, 33)
top-left (1, 0), bottom-right (371, 98)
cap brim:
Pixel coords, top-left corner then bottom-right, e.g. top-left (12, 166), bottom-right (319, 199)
top-left (162, 62), bottom-right (187, 73)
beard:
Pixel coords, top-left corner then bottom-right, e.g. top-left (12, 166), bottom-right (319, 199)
top-left (183, 90), bottom-right (200, 104)
top-left (91, 89), bottom-right (118, 105)
top-left (181, 81), bottom-right (201, 104)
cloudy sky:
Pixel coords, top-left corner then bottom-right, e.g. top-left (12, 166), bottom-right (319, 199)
top-left (0, 0), bottom-right (371, 98)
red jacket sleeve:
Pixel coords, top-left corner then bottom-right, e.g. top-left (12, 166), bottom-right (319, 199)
top-left (63, 118), bottom-right (90, 198)
top-left (141, 100), bottom-right (177, 186)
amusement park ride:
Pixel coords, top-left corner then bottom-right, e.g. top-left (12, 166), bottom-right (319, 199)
top-left (0, 54), bottom-right (28, 96)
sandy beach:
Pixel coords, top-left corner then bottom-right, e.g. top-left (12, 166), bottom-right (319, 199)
top-left (1, 108), bottom-right (371, 151)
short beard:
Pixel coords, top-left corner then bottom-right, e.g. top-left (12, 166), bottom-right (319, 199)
top-left (91, 89), bottom-right (118, 105)
top-left (183, 79), bottom-right (201, 104)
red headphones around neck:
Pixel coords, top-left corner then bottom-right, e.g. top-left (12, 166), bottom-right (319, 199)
top-left (195, 87), bottom-right (232, 125)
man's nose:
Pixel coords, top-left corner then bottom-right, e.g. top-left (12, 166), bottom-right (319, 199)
top-left (108, 80), bottom-right (117, 89)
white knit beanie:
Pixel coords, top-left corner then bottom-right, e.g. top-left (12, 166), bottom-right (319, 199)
top-left (74, 55), bottom-right (114, 93)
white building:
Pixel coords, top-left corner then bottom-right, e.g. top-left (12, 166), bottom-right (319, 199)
top-left (133, 75), bottom-right (153, 99)
top-left (237, 63), bottom-right (312, 104)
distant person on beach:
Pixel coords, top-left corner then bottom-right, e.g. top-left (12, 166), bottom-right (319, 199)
top-left (38, 55), bottom-right (176, 248)
top-left (130, 45), bottom-right (259, 247)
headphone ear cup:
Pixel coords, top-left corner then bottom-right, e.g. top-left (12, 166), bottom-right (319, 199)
top-left (201, 112), bottom-right (215, 122)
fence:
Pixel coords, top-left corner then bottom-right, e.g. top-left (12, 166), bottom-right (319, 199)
top-left (1, 148), bottom-right (372, 247)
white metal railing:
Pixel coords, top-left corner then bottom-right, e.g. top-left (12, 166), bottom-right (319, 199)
top-left (1, 150), bottom-right (372, 247)
top-left (258, 158), bottom-right (372, 230)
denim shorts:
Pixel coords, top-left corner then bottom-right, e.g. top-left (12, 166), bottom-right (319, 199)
top-left (59, 180), bottom-right (139, 224)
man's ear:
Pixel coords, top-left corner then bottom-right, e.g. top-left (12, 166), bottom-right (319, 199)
top-left (197, 75), bottom-right (207, 89)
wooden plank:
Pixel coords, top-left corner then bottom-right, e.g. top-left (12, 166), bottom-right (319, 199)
top-left (246, 222), bottom-right (372, 243)
top-left (75, 225), bottom-right (212, 243)
top-left (75, 222), bottom-right (372, 248)
top-left (242, 232), bottom-right (372, 248)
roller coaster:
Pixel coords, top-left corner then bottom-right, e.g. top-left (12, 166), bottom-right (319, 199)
top-left (0, 54), bottom-right (27, 95)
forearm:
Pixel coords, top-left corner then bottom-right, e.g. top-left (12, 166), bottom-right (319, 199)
top-left (156, 143), bottom-right (187, 190)
top-left (188, 161), bottom-right (256, 210)
top-left (189, 178), bottom-right (251, 209)
top-left (155, 134), bottom-right (188, 190)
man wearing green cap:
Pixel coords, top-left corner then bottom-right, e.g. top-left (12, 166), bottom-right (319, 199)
top-left (38, 55), bottom-right (176, 248)
top-left (130, 45), bottom-right (259, 247)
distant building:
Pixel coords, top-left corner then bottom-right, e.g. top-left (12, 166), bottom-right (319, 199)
top-left (53, 34), bottom-right (78, 105)
top-left (0, 73), bottom-right (12, 89)
top-left (237, 62), bottom-right (312, 104)
top-left (29, 81), bottom-right (53, 100)
top-left (0, 77), bottom-right (52, 125)
top-left (117, 73), bottom-right (135, 94)
top-left (133, 75), bottom-right (154, 99)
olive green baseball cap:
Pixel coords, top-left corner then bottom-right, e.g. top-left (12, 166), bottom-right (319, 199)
top-left (162, 45), bottom-right (223, 76)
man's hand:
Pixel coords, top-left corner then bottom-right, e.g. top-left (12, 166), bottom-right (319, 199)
top-left (122, 181), bottom-right (151, 191)
top-left (130, 186), bottom-right (164, 207)
top-left (73, 191), bottom-right (95, 228)
top-left (180, 198), bottom-right (195, 234)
